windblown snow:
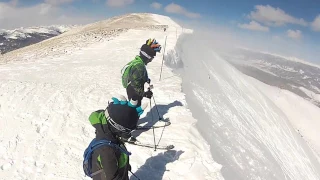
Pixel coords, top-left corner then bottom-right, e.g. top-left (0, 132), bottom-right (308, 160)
top-left (0, 13), bottom-right (222, 180)
top-left (166, 33), bottom-right (320, 180)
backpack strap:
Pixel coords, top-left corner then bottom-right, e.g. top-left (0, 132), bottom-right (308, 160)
top-left (121, 56), bottom-right (143, 76)
top-left (91, 168), bottom-right (104, 177)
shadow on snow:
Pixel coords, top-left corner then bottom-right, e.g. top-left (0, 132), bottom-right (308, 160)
top-left (133, 100), bottom-right (183, 138)
top-left (130, 150), bottom-right (184, 180)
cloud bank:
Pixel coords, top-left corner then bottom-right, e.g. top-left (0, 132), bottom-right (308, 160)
top-left (164, 3), bottom-right (201, 19)
top-left (0, 1), bottom-right (100, 29)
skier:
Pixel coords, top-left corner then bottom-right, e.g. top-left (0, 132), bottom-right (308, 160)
top-left (121, 38), bottom-right (162, 106)
top-left (83, 95), bottom-right (147, 180)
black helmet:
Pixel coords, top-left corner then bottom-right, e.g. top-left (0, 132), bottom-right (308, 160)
top-left (140, 44), bottom-right (156, 62)
top-left (105, 95), bottom-right (147, 135)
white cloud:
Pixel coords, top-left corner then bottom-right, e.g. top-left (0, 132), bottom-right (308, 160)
top-left (311, 15), bottom-right (320, 32)
top-left (150, 2), bottom-right (162, 10)
top-left (238, 21), bottom-right (269, 32)
top-left (39, 3), bottom-right (54, 15)
top-left (272, 35), bottom-right (282, 41)
top-left (164, 3), bottom-right (200, 19)
top-left (0, 2), bottom-right (100, 29)
top-left (9, 0), bottom-right (18, 6)
top-left (248, 5), bottom-right (307, 26)
top-left (287, 29), bottom-right (302, 40)
top-left (106, 0), bottom-right (134, 7)
top-left (44, 0), bottom-right (75, 6)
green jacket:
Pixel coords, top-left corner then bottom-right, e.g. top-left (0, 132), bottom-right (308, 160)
top-left (123, 56), bottom-right (148, 96)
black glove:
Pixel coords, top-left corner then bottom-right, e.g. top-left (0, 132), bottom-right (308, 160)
top-left (127, 136), bottom-right (137, 143)
top-left (143, 90), bottom-right (153, 99)
top-left (119, 135), bottom-right (136, 143)
top-left (146, 78), bottom-right (151, 84)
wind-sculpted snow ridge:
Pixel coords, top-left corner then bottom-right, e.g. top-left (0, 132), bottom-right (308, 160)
top-left (0, 13), bottom-right (180, 64)
top-left (165, 33), bottom-right (320, 180)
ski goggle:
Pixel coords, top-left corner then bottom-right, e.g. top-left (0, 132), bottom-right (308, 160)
top-left (108, 117), bottom-right (133, 134)
top-left (147, 38), bottom-right (161, 52)
top-left (153, 46), bottom-right (161, 52)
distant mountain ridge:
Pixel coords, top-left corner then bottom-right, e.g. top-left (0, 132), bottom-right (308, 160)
top-left (0, 25), bottom-right (76, 54)
top-left (223, 48), bottom-right (320, 108)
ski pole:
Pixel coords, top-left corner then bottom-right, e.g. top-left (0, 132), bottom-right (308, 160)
top-left (150, 98), bottom-right (157, 151)
top-left (159, 35), bottom-right (167, 81)
top-left (147, 84), bottom-right (162, 120)
top-left (153, 127), bottom-right (157, 152)
top-left (152, 96), bottom-right (162, 120)
top-left (129, 170), bottom-right (141, 180)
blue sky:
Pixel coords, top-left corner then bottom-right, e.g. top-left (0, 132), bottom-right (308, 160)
top-left (0, 0), bottom-right (320, 62)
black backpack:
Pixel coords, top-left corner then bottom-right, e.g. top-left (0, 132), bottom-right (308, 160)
top-left (83, 138), bottom-right (131, 177)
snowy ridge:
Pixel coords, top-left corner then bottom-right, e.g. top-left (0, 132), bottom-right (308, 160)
top-left (0, 13), bottom-right (223, 180)
top-left (0, 13), bottom-right (181, 64)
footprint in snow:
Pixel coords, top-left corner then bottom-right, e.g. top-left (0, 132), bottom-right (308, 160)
top-left (35, 161), bottom-right (45, 169)
top-left (1, 163), bottom-right (12, 171)
top-left (36, 122), bottom-right (51, 135)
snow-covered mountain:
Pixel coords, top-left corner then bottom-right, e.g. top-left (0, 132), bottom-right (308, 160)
top-left (221, 48), bottom-right (320, 108)
top-left (0, 25), bottom-right (75, 54)
top-left (0, 13), bottom-right (320, 180)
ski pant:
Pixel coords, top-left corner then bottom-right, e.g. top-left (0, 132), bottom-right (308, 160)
top-left (126, 84), bottom-right (143, 106)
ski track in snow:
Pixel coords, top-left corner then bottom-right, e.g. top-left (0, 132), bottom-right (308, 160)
top-left (0, 20), bottom-right (224, 180)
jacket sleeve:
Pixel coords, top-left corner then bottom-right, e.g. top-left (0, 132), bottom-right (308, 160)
top-left (99, 147), bottom-right (119, 180)
top-left (130, 63), bottom-right (147, 97)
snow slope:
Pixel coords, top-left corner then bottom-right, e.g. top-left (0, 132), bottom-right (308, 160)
top-left (0, 14), bottom-right (223, 180)
top-left (298, 86), bottom-right (320, 102)
top-left (166, 34), bottom-right (320, 180)
top-left (247, 77), bottom-right (320, 162)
